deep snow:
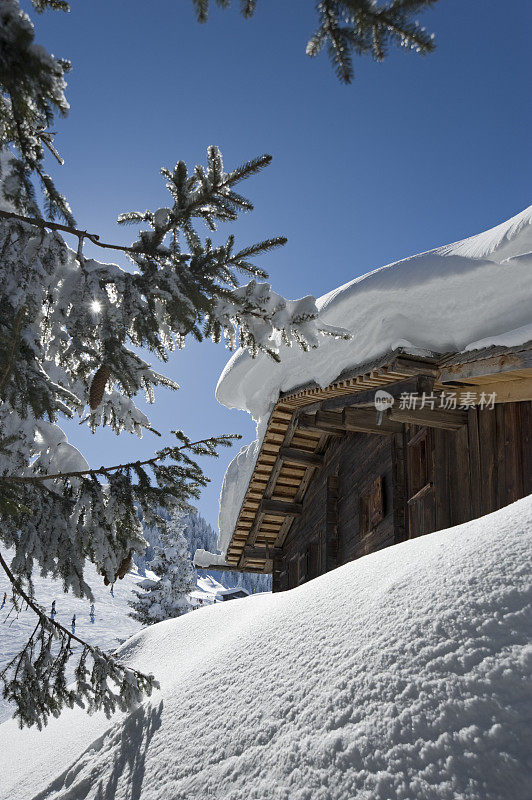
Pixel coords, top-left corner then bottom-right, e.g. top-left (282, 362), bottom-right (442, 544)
top-left (215, 205), bottom-right (532, 557)
top-left (1, 496), bottom-right (531, 800)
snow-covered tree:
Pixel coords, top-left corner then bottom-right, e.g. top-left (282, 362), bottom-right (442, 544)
top-left (136, 508), bottom-right (271, 593)
top-left (129, 515), bottom-right (195, 625)
top-left (0, 0), bottom-right (347, 729)
top-left (192, 0), bottom-right (439, 84)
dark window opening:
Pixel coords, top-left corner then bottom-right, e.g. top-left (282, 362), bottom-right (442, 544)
top-left (407, 427), bottom-right (431, 497)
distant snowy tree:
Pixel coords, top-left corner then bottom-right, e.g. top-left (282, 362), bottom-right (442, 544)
top-left (129, 515), bottom-right (195, 625)
top-left (136, 508), bottom-right (271, 594)
top-left (0, 0), bottom-right (345, 728)
top-left (192, 0), bottom-right (439, 84)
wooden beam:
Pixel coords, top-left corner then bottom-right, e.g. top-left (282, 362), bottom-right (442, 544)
top-left (343, 407), bottom-right (403, 435)
top-left (390, 356), bottom-right (439, 377)
top-left (195, 563), bottom-right (269, 574)
top-left (300, 408), bottom-right (402, 435)
top-left (439, 350), bottom-right (532, 383)
top-left (279, 446), bottom-right (324, 467)
top-left (243, 410), bottom-right (301, 553)
top-left (260, 498), bottom-right (303, 516)
top-left (319, 375), bottom-right (433, 413)
top-left (275, 433), bottom-right (330, 549)
top-left (456, 377), bottom-right (532, 404)
top-left (388, 406), bottom-right (467, 431)
top-left (243, 545), bottom-right (282, 560)
top-left (298, 412), bottom-right (345, 436)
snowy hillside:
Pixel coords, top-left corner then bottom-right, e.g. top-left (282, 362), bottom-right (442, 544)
top-left (0, 553), bottom-right (252, 723)
top-left (1, 497), bottom-right (531, 800)
top-left (216, 205), bottom-right (532, 556)
top-left (0, 561), bottom-right (147, 724)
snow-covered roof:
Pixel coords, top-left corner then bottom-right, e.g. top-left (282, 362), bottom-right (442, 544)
top-left (215, 206), bottom-right (532, 556)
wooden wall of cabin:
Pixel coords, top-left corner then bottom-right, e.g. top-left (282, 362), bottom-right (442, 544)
top-left (400, 400), bottom-right (532, 539)
top-left (273, 432), bottom-right (394, 592)
top-left (272, 399), bottom-right (532, 592)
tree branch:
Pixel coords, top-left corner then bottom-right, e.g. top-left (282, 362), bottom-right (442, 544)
top-left (0, 307), bottom-right (25, 392)
top-left (0, 436), bottom-right (232, 484)
top-left (0, 209), bottom-right (143, 256)
top-left (0, 549), bottom-right (150, 683)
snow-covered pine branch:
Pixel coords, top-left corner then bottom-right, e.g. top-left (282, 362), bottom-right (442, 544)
top-left (0, 550), bottom-right (158, 730)
top-left (193, 0), bottom-right (439, 84)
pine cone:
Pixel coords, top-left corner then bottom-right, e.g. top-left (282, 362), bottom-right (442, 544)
top-left (116, 551), bottom-right (133, 580)
top-left (89, 365), bottom-right (110, 410)
top-left (102, 552), bottom-right (133, 585)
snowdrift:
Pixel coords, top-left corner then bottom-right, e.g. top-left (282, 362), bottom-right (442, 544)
top-left (1, 497), bottom-right (531, 800)
top-left (216, 205), bottom-right (532, 556)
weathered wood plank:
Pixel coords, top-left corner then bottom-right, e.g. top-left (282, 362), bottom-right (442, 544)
top-left (279, 446), bottom-right (324, 467)
top-left (467, 408), bottom-right (482, 519)
top-left (260, 498), bottom-right (303, 516)
top-left (298, 412), bottom-right (345, 436)
top-left (195, 563), bottom-right (269, 574)
top-left (439, 350), bottom-right (532, 383)
top-left (319, 375), bottom-right (432, 413)
top-left (390, 356), bottom-right (439, 377)
top-left (520, 403), bottom-right (532, 497)
top-left (391, 431), bottom-right (407, 544)
top-left (388, 406), bottom-right (467, 430)
top-left (478, 408), bottom-right (498, 513)
top-left (344, 407), bottom-right (402, 435)
top-left (496, 404), bottom-right (507, 510)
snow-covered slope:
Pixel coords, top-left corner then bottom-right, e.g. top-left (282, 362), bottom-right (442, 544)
top-left (216, 206), bottom-right (532, 555)
top-left (0, 557), bottom-right (241, 723)
top-left (0, 561), bottom-right (146, 724)
top-left (2, 497), bottom-right (531, 800)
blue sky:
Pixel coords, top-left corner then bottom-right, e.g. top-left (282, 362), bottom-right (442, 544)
top-left (31, 0), bottom-right (531, 530)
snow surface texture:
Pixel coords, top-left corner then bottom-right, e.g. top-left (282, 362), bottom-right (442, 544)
top-left (215, 206), bottom-right (532, 556)
top-left (1, 497), bottom-right (531, 800)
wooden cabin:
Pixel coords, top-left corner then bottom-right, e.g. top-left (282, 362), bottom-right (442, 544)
top-left (203, 342), bottom-right (532, 592)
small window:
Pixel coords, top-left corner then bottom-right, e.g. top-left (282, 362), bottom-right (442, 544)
top-left (360, 476), bottom-right (384, 536)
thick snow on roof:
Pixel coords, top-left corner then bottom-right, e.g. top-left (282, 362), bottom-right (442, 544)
top-left (217, 205), bottom-right (532, 423)
top-left (215, 206), bottom-right (532, 555)
top-left (2, 498), bottom-right (531, 800)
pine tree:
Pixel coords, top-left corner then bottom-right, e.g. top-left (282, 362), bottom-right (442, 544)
top-left (129, 515), bottom-right (196, 625)
top-left (136, 508), bottom-right (271, 593)
top-left (0, 0), bottom-right (348, 728)
top-left (193, 0), bottom-right (439, 84)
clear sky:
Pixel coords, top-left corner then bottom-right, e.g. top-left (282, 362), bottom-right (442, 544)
top-left (29, 0), bottom-right (531, 531)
